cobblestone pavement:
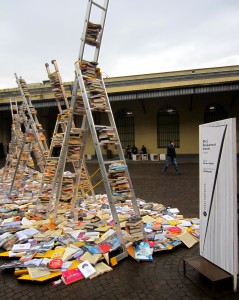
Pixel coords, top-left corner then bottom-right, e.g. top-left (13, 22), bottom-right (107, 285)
top-left (0, 161), bottom-right (238, 300)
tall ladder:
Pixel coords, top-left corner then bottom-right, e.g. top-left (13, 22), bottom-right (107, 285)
top-left (74, 0), bottom-right (143, 263)
top-left (7, 99), bottom-right (38, 198)
top-left (15, 74), bottom-right (48, 172)
top-left (46, 60), bottom-right (94, 199)
top-left (34, 61), bottom-right (92, 218)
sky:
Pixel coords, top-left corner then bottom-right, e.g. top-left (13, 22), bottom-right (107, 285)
top-left (1, 0), bottom-right (239, 89)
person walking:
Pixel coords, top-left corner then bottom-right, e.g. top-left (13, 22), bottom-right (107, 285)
top-left (162, 140), bottom-right (181, 175)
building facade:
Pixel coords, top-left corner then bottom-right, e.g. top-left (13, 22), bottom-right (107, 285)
top-left (0, 65), bottom-right (239, 158)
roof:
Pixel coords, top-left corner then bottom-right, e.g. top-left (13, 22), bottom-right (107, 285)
top-left (1, 65), bottom-right (239, 109)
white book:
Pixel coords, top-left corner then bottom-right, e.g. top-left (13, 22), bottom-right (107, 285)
top-left (78, 260), bottom-right (96, 279)
top-left (11, 243), bottom-right (31, 252)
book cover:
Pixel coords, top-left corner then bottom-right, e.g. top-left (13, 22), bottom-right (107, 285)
top-left (177, 229), bottom-right (198, 248)
top-left (98, 243), bottom-right (111, 253)
top-left (27, 267), bottom-right (51, 279)
top-left (12, 243), bottom-right (31, 252)
top-left (48, 258), bottom-right (63, 270)
top-left (78, 260), bottom-right (96, 279)
top-left (134, 242), bottom-right (153, 261)
top-left (61, 268), bottom-right (83, 285)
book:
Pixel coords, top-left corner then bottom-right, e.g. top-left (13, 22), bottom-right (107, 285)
top-left (20, 249), bottom-right (38, 263)
top-left (78, 260), bottom-right (96, 279)
top-left (27, 267), bottom-right (51, 280)
top-left (61, 245), bottom-right (79, 262)
top-left (98, 243), bottom-right (111, 253)
top-left (11, 243), bottom-right (31, 252)
top-left (125, 216), bottom-right (143, 227)
top-left (89, 262), bottom-right (113, 279)
top-left (50, 247), bottom-right (65, 259)
top-left (134, 242), bottom-right (153, 261)
top-left (48, 259), bottom-right (63, 270)
top-left (80, 252), bottom-right (102, 265)
top-left (177, 229), bottom-right (198, 248)
top-left (61, 268), bottom-right (83, 285)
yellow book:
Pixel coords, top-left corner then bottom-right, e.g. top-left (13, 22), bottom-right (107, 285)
top-left (51, 247), bottom-right (65, 259)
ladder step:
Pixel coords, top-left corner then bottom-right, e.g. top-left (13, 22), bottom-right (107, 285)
top-left (92, 1), bottom-right (107, 11)
top-left (103, 160), bottom-right (122, 165)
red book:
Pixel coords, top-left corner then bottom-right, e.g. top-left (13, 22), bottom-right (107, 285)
top-left (61, 268), bottom-right (84, 285)
top-left (48, 258), bottom-right (63, 270)
top-left (98, 243), bottom-right (111, 253)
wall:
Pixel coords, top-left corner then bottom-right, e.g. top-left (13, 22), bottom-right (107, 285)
top-left (0, 91), bottom-right (238, 157)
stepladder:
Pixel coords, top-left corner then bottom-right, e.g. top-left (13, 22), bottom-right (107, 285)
top-left (15, 74), bottom-right (48, 172)
top-left (34, 60), bottom-right (94, 219)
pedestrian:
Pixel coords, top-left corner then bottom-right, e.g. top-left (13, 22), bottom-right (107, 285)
top-left (125, 145), bottom-right (132, 159)
top-left (162, 140), bottom-right (181, 175)
top-left (140, 145), bottom-right (147, 154)
top-left (131, 145), bottom-right (138, 154)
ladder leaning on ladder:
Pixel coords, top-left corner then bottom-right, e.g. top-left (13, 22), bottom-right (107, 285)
top-left (34, 60), bottom-right (95, 218)
top-left (7, 101), bottom-right (37, 198)
top-left (14, 74), bottom-right (48, 172)
top-left (46, 60), bottom-right (94, 200)
top-left (72, 0), bottom-right (144, 264)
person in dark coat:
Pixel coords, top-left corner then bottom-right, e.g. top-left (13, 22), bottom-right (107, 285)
top-left (162, 140), bottom-right (181, 175)
top-left (140, 145), bottom-right (147, 154)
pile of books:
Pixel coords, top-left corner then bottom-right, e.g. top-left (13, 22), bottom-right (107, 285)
top-left (74, 95), bottom-right (85, 115)
top-left (42, 160), bottom-right (58, 184)
top-left (60, 173), bottom-right (75, 202)
top-left (29, 105), bottom-right (37, 115)
top-left (108, 163), bottom-right (132, 201)
top-left (125, 216), bottom-right (144, 242)
top-left (59, 111), bottom-right (70, 123)
top-left (49, 71), bottom-right (65, 101)
top-left (85, 22), bottom-right (102, 47)
top-left (52, 133), bottom-right (64, 147)
top-left (80, 60), bottom-right (97, 77)
top-left (97, 126), bottom-right (117, 143)
top-left (19, 78), bottom-right (30, 98)
top-left (84, 77), bottom-right (108, 110)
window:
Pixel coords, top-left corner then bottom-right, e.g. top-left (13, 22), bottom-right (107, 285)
top-left (204, 104), bottom-right (228, 123)
top-left (157, 106), bottom-right (180, 148)
top-left (115, 108), bottom-right (134, 148)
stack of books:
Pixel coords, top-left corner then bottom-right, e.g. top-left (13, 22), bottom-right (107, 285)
top-left (60, 173), bottom-right (75, 202)
top-left (84, 77), bottom-right (108, 110)
top-left (52, 133), bottom-right (64, 147)
top-left (97, 126), bottom-right (117, 143)
top-left (19, 78), bottom-right (30, 98)
top-left (125, 216), bottom-right (144, 241)
top-left (74, 95), bottom-right (85, 114)
top-left (85, 22), bottom-right (102, 47)
top-left (48, 71), bottom-right (65, 101)
top-left (29, 105), bottom-right (37, 115)
top-left (59, 111), bottom-right (69, 123)
top-left (108, 163), bottom-right (132, 201)
top-left (39, 160), bottom-right (58, 201)
top-left (32, 143), bottom-right (45, 168)
top-left (42, 160), bottom-right (58, 184)
top-left (80, 60), bottom-right (97, 77)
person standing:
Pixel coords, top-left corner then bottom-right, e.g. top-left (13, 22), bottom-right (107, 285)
top-left (125, 145), bottom-right (132, 159)
top-left (131, 145), bottom-right (138, 155)
top-left (162, 140), bottom-right (181, 175)
top-left (140, 145), bottom-right (147, 154)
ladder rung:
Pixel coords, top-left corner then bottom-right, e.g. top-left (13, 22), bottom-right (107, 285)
top-left (92, 1), bottom-right (106, 11)
top-left (90, 108), bottom-right (110, 112)
top-left (103, 160), bottom-right (122, 165)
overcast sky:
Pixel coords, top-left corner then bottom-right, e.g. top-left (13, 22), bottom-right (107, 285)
top-left (1, 0), bottom-right (239, 89)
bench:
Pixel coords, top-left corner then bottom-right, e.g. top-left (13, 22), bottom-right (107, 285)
top-left (183, 256), bottom-right (234, 297)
